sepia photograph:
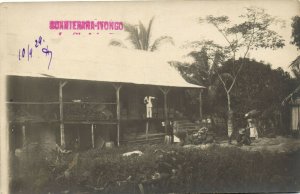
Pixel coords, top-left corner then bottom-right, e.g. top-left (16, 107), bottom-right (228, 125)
top-left (0, 0), bottom-right (300, 193)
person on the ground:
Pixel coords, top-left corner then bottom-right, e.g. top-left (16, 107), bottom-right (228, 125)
top-left (192, 127), bottom-right (214, 144)
top-left (236, 128), bottom-right (251, 146)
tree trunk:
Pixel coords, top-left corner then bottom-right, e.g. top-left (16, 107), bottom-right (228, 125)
top-left (227, 92), bottom-right (234, 143)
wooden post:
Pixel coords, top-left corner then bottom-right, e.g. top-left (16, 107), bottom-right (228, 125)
top-left (59, 81), bottom-right (68, 147)
top-left (91, 124), bottom-right (95, 148)
top-left (159, 87), bottom-right (170, 137)
top-left (199, 89), bottom-right (203, 121)
top-left (113, 83), bottom-right (122, 147)
top-left (21, 125), bottom-right (26, 147)
top-left (146, 121), bottom-right (149, 141)
top-left (77, 128), bottom-right (80, 146)
top-left (163, 91), bottom-right (168, 134)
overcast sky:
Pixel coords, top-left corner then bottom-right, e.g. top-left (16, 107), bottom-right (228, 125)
top-left (2, 0), bottom-right (300, 73)
top-left (110, 0), bottom-right (300, 71)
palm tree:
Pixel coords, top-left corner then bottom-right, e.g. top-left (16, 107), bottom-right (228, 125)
top-left (290, 56), bottom-right (300, 79)
top-left (282, 58), bottom-right (300, 105)
top-left (109, 17), bottom-right (174, 51)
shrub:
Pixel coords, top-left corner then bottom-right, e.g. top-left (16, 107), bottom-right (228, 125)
top-left (11, 144), bottom-right (300, 193)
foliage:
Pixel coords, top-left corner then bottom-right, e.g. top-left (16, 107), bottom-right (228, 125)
top-left (181, 7), bottom-right (286, 136)
top-left (12, 144), bottom-right (300, 193)
top-left (196, 7), bottom-right (285, 98)
top-left (222, 59), bottom-right (294, 110)
top-left (291, 16), bottom-right (300, 50)
top-left (284, 16), bottom-right (300, 105)
top-left (176, 54), bottom-right (295, 133)
top-left (290, 16), bottom-right (300, 79)
top-left (109, 17), bottom-right (174, 51)
top-left (175, 48), bottom-right (211, 86)
top-left (220, 59), bottom-right (295, 131)
top-left (173, 48), bottom-right (226, 119)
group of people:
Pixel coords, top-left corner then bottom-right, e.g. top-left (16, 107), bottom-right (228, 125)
top-left (144, 95), bottom-right (261, 146)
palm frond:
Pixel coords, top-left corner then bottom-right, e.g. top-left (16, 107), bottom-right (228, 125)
top-left (150, 36), bottom-right (174, 51)
top-left (282, 84), bottom-right (300, 105)
top-left (292, 68), bottom-right (300, 79)
top-left (138, 21), bottom-right (148, 50)
top-left (146, 17), bottom-right (155, 51)
top-left (290, 55), bottom-right (300, 70)
top-left (124, 23), bottom-right (142, 50)
top-left (109, 39), bottom-right (127, 48)
top-left (109, 17), bottom-right (173, 52)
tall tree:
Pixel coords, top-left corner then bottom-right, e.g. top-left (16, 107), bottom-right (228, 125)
top-left (189, 7), bottom-right (285, 140)
top-left (222, 59), bottom-right (294, 133)
top-left (282, 16), bottom-right (300, 105)
top-left (109, 17), bottom-right (174, 51)
top-left (291, 16), bottom-right (300, 50)
top-left (290, 16), bottom-right (300, 76)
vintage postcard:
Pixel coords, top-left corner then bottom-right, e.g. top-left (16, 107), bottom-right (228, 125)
top-left (0, 1), bottom-right (300, 193)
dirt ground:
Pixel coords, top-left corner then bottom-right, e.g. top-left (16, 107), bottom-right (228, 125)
top-left (234, 136), bottom-right (300, 153)
top-left (184, 136), bottom-right (300, 153)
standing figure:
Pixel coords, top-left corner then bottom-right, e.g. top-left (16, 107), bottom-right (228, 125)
top-left (247, 118), bottom-right (258, 140)
top-left (144, 96), bottom-right (156, 118)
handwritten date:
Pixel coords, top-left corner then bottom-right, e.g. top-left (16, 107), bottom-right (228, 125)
top-left (18, 36), bottom-right (53, 69)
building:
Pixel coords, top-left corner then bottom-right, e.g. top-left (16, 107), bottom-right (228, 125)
top-left (290, 98), bottom-right (300, 132)
top-left (283, 85), bottom-right (300, 135)
top-left (5, 48), bottom-right (204, 151)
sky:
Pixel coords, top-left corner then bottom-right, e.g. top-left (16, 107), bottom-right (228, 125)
top-left (1, 0), bottom-right (300, 72)
top-left (110, 0), bottom-right (300, 71)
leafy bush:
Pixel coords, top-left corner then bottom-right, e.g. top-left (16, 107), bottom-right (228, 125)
top-left (11, 144), bottom-right (300, 193)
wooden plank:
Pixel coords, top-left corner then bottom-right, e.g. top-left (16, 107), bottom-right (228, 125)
top-left (77, 128), bottom-right (80, 148)
top-left (158, 87), bottom-right (170, 134)
top-left (62, 102), bottom-right (116, 105)
top-left (122, 136), bottom-right (165, 143)
top-left (138, 132), bottom-right (165, 138)
top-left (6, 101), bottom-right (116, 105)
top-left (91, 124), bottom-right (95, 148)
top-left (121, 136), bottom-right (165, 145)
top-left (113, 83), bottom-right (122, 147)
top-left (199, 89), bottom-right (203, 120)
top-left (64, 121), bottom-right (117, 125)
top-left (6, 102), bottom-right (60, 105)
top-left (21, 125), bottom-right (26, 147)
top-left (9, 120), bottom-right (59, 123)
top-left (146, 121), bottom-right (149, 141)
top-left (59, 81), bottom-right (68, 147)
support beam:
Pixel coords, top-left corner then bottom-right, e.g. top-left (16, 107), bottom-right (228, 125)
top-left (199, 89), bottom-right (203, 121)
top-left (91, 124), bottom-right (95, 148)
top-left (159, 87), bottom-right (171, 139)
top-left (21, 125), bottom-right (26, 147)
top-left (113, 83), bottom-right (122, 147)
top-left (77, 128), bottom-right (80, 148)
top-left (146, 121), bottom-right (149, 141)
top-left (59, 81), bottom-right (68, 148)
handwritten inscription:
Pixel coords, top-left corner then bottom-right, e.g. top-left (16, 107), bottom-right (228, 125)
top-left (18, 36), bottom-right (53, 69)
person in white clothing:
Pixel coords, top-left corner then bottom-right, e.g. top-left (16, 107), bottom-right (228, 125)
top-left (144, 96), bottom-right (156, 118)
top-left (247, 118), bottom-right (258, 140)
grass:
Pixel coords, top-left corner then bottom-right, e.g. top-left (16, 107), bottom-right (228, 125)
top-left (10, 144), bottom-right (300, 194)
